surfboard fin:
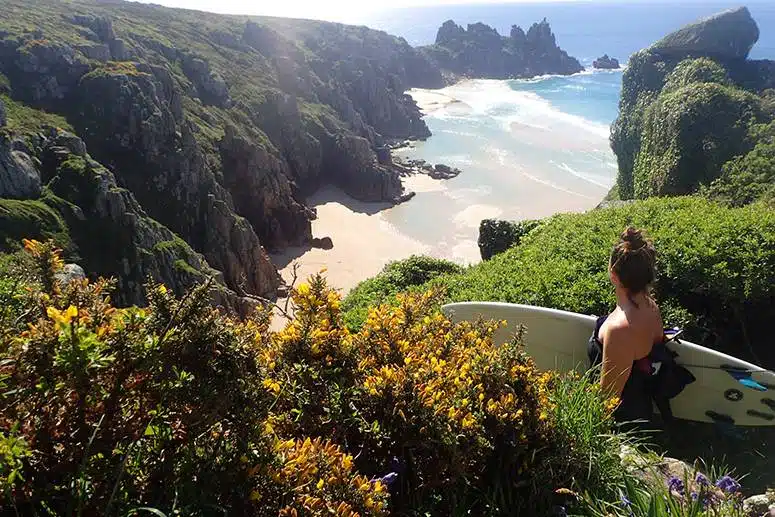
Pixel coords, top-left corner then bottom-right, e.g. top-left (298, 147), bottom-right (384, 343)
top-left (721, 365), bottom-right (768, 392)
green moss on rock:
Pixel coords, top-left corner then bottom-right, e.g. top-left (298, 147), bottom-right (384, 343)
top-left (0, 197), bottom-right (71, 251)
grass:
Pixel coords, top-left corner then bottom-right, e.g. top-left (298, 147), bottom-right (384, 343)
top-left (0, 94), bottom-right (73, 133)
top-left (0, 198), bottom-right (71, 252)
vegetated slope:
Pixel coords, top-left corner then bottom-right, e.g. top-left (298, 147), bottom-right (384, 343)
top-left (0, 0), bottom-right (443, 308)
top-left (610, 7), bottom-right (775, 204)
top-left (0, 241), bottom-right (630, 516)
top-left (344, 197), bottom-right (775, 368)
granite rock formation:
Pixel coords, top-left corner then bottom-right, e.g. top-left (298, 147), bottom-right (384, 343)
top-left (422, 18), bottom-right (583, 81)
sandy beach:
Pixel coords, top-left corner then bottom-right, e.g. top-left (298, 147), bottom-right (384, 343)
top-left (268, 183), bottom-right (432, 328)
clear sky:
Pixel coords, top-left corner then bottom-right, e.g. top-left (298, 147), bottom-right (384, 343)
top-left (133, 0), bottom-right (573, 23)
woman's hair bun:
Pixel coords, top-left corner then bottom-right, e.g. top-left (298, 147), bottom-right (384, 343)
top-left (620, 226), bottom-right (646, 252)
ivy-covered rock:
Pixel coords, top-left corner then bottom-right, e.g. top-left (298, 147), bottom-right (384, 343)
top-left (610, 8), bottom-right (775, 202)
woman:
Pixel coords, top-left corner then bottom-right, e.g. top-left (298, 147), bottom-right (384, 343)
top-left (588, 227), bottom-right (664, 423)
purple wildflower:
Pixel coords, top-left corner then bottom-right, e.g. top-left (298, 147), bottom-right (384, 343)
top-left (377, 472), bottom-right (398, 486)
top-left (695, 472), bottom-right (710, 487)
top-left (390, 456), bottom-right (406, 475)
top-left (715, 475), bottom-right (741, 494)
top-left (667, 476), bottom-right (685, 495)
top-left (620, 493), bottom-right (634, 517)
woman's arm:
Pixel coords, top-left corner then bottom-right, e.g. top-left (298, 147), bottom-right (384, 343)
top-left (600, 325), bottom-right (634, 398)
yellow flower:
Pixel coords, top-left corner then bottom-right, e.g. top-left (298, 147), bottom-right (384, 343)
top-left (316, 478), bottom-right (324, 490)
top-left (47, 305), bottom-right (78, 326)
top-left (296, 283), bottom-right (311, 296)
top-left (604, 396), bottom-right (621, 413)
top-left (249, 490), bottom-right (262, 502)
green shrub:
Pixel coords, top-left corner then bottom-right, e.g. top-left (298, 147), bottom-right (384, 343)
top-left (342, 255), bottom-right (463, 330)
top-left (703, 121), bottom-right (775, 207)
top-left (664, 57), bottom-right (731, 92)
top-left (544, 370), bottom-right (630, 505)
top-left (427, 197), bottom-right (775, 366)
top-left (478, 218), bottom-right (542, 260)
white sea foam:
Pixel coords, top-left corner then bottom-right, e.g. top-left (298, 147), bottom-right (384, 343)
top-left (555, 162), bottom-right (612, 189)
top-left (413, 79), bottom-right (611, 140)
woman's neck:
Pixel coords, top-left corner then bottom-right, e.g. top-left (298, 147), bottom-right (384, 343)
top-left (615, 286), bottom-right (647, 310)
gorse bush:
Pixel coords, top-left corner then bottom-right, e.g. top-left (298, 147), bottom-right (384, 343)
top-left (0, 240), bottom-right (625, 516)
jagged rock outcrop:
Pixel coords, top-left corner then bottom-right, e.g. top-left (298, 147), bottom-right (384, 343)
top-left (327, 134), bottom-right (405, 202)
top-left (610, 7), bottom-right (775, 201)
top-left (0, 123), bottom-right (257, 312)
top-left (0, 0), bottom-right (444, 305)
top-left (651, 7), bottom-right (759, 61)
top-left (422, 18), bottom-right (583, 81)
top-left (593, 54), bottom-right (620, 69)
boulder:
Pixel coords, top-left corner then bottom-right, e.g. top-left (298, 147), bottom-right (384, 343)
top-left (593, 54), bottom-right (620, 69)
top-left (109, 38), bottom-right (127, 60)
top-left (0, 143), bottom-right (42, 199)
top-left (430, 163), bottom-right (461, 179)
top-left (77, 43), bottom-right (111, 62)
top-left (743, 494), bottom-right (773, 516)
top-left (311, 236), bottom-right (334, 250)
top-left (52, 130), bottom-right (88, 157)
top-left (70, 14), bottom-right (116, 42)
top-left (182, 54), bottom-right (230, 107)
top-left (651, 7), bottom-right (759, 60)
top-left (55, 264), bottom-right (86, 285)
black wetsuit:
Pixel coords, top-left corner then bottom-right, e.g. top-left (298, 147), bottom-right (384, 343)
top-left (588, 314), bottom-right (695, 425)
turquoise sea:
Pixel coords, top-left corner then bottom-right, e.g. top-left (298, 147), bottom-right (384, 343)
top-left (348, 2), bottom-right (775, 264)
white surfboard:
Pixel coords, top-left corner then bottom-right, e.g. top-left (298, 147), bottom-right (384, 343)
top-left (441, 302), bottom-right (775, 426)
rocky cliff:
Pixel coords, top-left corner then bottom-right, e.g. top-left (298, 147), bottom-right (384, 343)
top-left (421, 19), bottom-right (583, 81)
top-left (0, 0), bottom-right (445, 308)
top-left (610, 7), bottom-right (775, 201)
